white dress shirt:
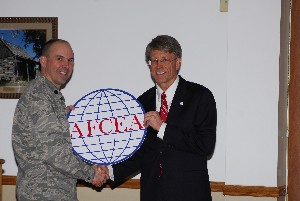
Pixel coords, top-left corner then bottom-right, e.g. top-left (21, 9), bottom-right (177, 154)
top-left (156, 76), bottom-right (179, 139)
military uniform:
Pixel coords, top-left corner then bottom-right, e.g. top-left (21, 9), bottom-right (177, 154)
top-left (12, 72), bottom-right (95, 201)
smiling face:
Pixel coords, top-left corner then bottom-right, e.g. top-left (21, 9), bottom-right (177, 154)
top-left (40, 41), bottom-right (74, 89)
top-left (149, 50), bottom-right (181, 91)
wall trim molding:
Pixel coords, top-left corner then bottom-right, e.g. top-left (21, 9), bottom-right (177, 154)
top-left (223, 184), bottom-right (286, 197)
top-left (2, 176), bottom-right (286, 197)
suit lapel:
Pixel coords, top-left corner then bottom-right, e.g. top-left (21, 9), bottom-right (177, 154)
top-left (145, 87), bottom-right (156, 112)
top-left (141, 87), bottom-right (158, 136)
top-left (167, 76), bottom-right (187, 123)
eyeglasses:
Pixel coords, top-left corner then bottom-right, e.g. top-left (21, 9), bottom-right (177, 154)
top-left (148, 57), bottom-right (176, 67)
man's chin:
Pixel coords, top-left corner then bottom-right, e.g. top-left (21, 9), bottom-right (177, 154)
top-left (155, 79), bottom-right (167, 85)
top-left (153, 76), bottom-right (165, 82)
top-left (58, 78), bottom-right (71, 89)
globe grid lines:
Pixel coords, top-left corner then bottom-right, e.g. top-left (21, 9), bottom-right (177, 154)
top-left (69, 88), bottom-right (146, 165)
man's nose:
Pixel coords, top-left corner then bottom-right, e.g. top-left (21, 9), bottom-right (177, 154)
top-left (63, 60), bottom-right (73, 68)
top-left (157, 60), bottom-right (164, 68)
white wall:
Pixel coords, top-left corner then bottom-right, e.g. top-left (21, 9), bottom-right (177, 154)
top-left (226, 0), bottom-right (281, 186)
top-left (0, 0), bottom-right (281, 187)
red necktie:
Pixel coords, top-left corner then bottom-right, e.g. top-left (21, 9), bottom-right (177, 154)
top-left (160, 92), bottom-right (168, 122)
top-left (159, 92), bottom-right (168, 177)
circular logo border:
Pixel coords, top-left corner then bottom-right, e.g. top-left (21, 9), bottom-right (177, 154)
top-left (68, 88), bottom-right (147, 165)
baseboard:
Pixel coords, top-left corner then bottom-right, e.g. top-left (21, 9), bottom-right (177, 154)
top-left (2, 175), bottom-right (286, 197)
top-left (223, 184), bottom-right (286, 197)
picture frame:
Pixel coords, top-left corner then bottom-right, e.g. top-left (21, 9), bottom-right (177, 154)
top-left (0, 17), bottom-right (58, 99)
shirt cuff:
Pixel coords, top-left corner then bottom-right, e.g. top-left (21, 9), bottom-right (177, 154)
top-left (108, 165), bottom-right (114, 181)
top-left (157, 122), bottom-right (167, 139)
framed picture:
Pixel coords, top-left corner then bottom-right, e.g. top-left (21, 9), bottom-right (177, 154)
top-left (0, 17), bottom-right (58, 99)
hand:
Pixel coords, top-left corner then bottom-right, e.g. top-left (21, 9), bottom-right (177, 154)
top-left (66, 105), bottom-right (75, 113)
top-left (143, 111), bottom-right (163, 131)
top-left (91, 165), bottom-right (110, 187)
top-left (98, 165), bottom-right (109, 177)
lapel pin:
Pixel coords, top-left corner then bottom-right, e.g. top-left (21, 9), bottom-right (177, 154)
top-left (180, 102), bottom-right (183, 105)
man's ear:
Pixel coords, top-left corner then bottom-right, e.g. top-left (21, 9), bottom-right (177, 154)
top-left (176, 58), bottom-right (182, 71)
top-left (40, 56), bottom-right (46, 68)
top-left (39, 56), bottom-right (47, 74)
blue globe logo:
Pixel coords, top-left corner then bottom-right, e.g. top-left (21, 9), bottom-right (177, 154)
top-left (68, 88), bottom-right (146, 165)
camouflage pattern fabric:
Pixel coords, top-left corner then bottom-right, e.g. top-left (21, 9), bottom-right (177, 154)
top-left (12, 71), bottom-right (95, 201)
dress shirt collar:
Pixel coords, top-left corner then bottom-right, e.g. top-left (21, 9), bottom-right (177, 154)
top-left (156, 76), bottom-right (179, 110)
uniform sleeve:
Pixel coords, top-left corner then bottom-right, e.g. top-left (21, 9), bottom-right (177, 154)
top-left (30, 96), bottom-right (95, 182)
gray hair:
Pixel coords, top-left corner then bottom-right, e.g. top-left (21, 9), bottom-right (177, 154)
top-left (145, 35), bottom-right (182, 64)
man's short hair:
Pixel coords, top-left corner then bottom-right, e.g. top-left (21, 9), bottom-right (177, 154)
top-left (145, 35), bottom-right (182, 64)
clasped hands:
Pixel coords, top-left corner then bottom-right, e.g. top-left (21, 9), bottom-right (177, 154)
top-left (91, 165), bottom-right (110, 187)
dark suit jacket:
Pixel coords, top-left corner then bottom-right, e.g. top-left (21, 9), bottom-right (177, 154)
top-left (112, 76), bottom-right (217, 201)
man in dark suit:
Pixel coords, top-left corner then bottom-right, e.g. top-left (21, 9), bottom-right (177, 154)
top-left (111, 35), bottom-right (217, 201)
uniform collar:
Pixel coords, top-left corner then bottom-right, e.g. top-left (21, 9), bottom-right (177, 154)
top-left (36, 71), bottom-right (65, 101)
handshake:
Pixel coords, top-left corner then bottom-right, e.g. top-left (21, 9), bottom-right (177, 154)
top-left (91, 165), bottom-right (110, 187)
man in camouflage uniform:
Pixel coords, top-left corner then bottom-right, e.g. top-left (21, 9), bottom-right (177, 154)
top-left (12, 39), bottom-right (108, 201)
